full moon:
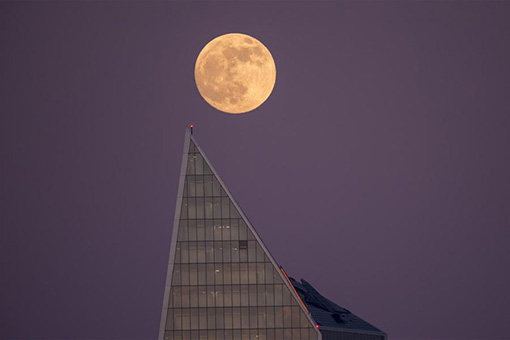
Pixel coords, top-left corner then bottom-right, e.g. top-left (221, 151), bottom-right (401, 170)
top-left (194, 33), bottom-right (276, 114)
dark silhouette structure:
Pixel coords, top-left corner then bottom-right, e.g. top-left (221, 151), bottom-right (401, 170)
top-left (159, 130), bottom-right (387, 340)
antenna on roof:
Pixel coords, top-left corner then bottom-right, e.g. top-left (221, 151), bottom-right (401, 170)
top-left (190, 124), bottom-right (194, 135)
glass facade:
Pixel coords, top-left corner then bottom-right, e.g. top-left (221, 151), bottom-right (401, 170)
top-left (163, 140), bottom-right (318, 340)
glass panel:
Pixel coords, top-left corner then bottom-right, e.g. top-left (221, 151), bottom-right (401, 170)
top-left (172, 264), bottom-right (181, 286)
top-left (198, 286), bottom-right (207, 307)
top-left (258, 306), bottom-right (267, 328)
top-left (300, 311), bottom-right (310, 327)
top-left (205, 242), bottom-right (214, 263)
top-left (181, 287), bottom-right (190, 308)
top-left (205, 220), bottom-right (214, 240)
top-left (248, 263), bottom-right (257, 284)
top-left (213, 219), bottom-right (222, 240)
top-left (172, 287), bottom-right (181, 308)
top-left (214, 264), bottom-right (223, 285)
top-left (265, 285), bottom-right (274, 306)
top-left (207, 287), bottom-right (215, 306)
top-left (174, 309), bottom-right (182, 330)
top-left (231, 241), bottom-right (240, 262)
top-left (188, 198), bottom-right (196, 219)
top-left (197, 264), bottom-right (206, 285)
top-left (240, 285), bottom-right (249, 306)
top-left (232, 307), bottom-right (241, 328)
top-left (189, 264), bottom-right (197, 285)
top-left (223, 241), bottom-right (232, 262)
top-left (266, 306), bottom-right (275, 328)
top-left (223, 263), bottom-right (232, 284)
top-left (206, 264), bottom-right (215, 285)
top-left (249, 285), bottom-right (257, 306)
top-left (207, 308), bottom-right (215, 329)
top-left (224, 307), bottom-right (233, 329)
top-left (194, 154), bottom-right (203, 175)
top-left (282, 285), bottom-right (291, 305)
top-left (249, 307), bottom-right (258, 328)
top-left (188, 221), bottom-right (197, 241)
top-left (178, 220), bottom-right (188, 241)
top-left (205, 198), bottom-right (213, 218)
top-left (257, 284), bottom-right (266, 305)
top-left (274, 306), bottom-right (283, 328)
top-left (196, 221), bottom-right (205, 241)
top-left (195, 176), bottom-right (204, 197)
top-left (197, 242), bottom-right (206, 263)
top-left (248, 241), bottom-right (257, 262)
top-left (188, 243), bottom-right (197, 264)
top-left (190, 286), bottom-right (198, 307)
top-left (216, 286), bottom-right (224, 307)
top-left (213, 198), bottom-right (221, 220)
top-left (214, 242), bottom-right (223, 263)
top-left (224, 285), bottom-right (232, 307)
top-left (222, 219), bottom-right (230, 240)
top-left (232, 285), bottom-right (240, 306)
top-left (196, 198), bottom-right (204, 219)
top-left (239, 240), bottom-right (248, 262)
top-left (187, 176), bottom-right (195, 197)
top-left (181, 265), bottom-right (189, 286)
top-left (283, 306), bottom-right (292, 328)
top-left (256, 263), bottom-right (265, 284)
top-left (190, 308), bottom-right (199, 329)
top-left (221, 197), bottom-right (230, 218)
top-left (240, 264), bottom-right (249, 284)
top-left (239, 220), bottom-right (248, 240)
top-left (292, 306), bottom-right (301, 327)
top-left (231, 263), bottom-right (240, 284)
top-left (216, 308), bottom-right (224, 329)
top-left (182, 308), bottom-right (190, 330)
top-left (204, 175), bottom-right (213, 196)
top-left (230, 219), bottom-right (239, 240)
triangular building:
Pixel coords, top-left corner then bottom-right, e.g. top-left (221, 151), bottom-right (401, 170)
top-left (159, 130), bottom-right (387, 340)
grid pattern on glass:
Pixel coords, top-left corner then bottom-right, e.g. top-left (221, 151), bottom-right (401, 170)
top-left (164, 141), bottom-right (318, 340)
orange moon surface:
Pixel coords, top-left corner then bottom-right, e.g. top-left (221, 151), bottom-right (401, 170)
top-left (194, 33), bottom-right (276, 114)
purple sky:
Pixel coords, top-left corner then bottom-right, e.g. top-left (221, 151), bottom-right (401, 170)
top-left (1, 2), bottom-right (509, 340)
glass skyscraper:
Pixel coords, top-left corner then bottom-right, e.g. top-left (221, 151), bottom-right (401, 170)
top-left (159, 130), bottom-right (386, 340)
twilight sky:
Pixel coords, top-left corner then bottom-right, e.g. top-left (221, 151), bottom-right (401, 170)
top-left (1, 2), bottom-right (509, 340)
